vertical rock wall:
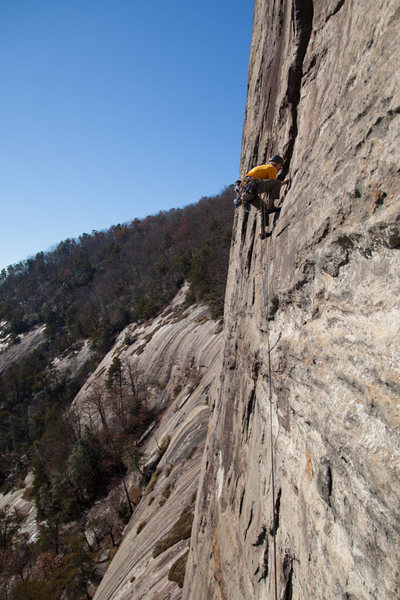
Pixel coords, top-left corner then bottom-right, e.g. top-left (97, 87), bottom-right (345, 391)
top-left (184, 1), bottom-right (400, 599)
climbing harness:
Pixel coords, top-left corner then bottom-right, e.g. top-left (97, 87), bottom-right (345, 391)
top-left (259, 201), bottom-right (278, 600)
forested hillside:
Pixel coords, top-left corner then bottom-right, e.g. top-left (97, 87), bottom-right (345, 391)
top-left (1, 187), bottom-right (234, 353)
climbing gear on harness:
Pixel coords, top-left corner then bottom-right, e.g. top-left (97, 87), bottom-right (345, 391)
top-left (234, 176), bottom-right (258, 205)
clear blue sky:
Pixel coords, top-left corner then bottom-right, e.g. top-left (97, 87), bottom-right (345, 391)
top-left (0, 1), bottom-right (253, 272)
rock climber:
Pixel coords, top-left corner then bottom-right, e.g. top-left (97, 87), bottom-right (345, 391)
top-left (245, 155), bottom-right (289, 215)
top-left (237, 155), bottom-right (289, 238)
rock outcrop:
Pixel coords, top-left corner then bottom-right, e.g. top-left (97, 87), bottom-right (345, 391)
top-left (88, 286), bottom-right (223, 599)
top-left (0, 325), bottom-right (45, 375)
top-left (184, 2), bottom-right (400, 599)
top-left (0, 474), bottom-right (37, 543)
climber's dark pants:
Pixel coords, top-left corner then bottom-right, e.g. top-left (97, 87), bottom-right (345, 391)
top-left (250, 179), bottom-right (283, 234)
top-left (250, 178), bottom-right (283, 211)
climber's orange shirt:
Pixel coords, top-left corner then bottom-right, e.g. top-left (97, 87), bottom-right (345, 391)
top-left (245, 164), bottom-right (277, 180)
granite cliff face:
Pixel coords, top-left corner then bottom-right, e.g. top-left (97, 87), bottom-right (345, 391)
top-left (184, 1), bottom-right (400, 599)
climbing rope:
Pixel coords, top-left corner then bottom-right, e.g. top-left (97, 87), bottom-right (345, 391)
top-left (258, 202), bottom-right (278, 600)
